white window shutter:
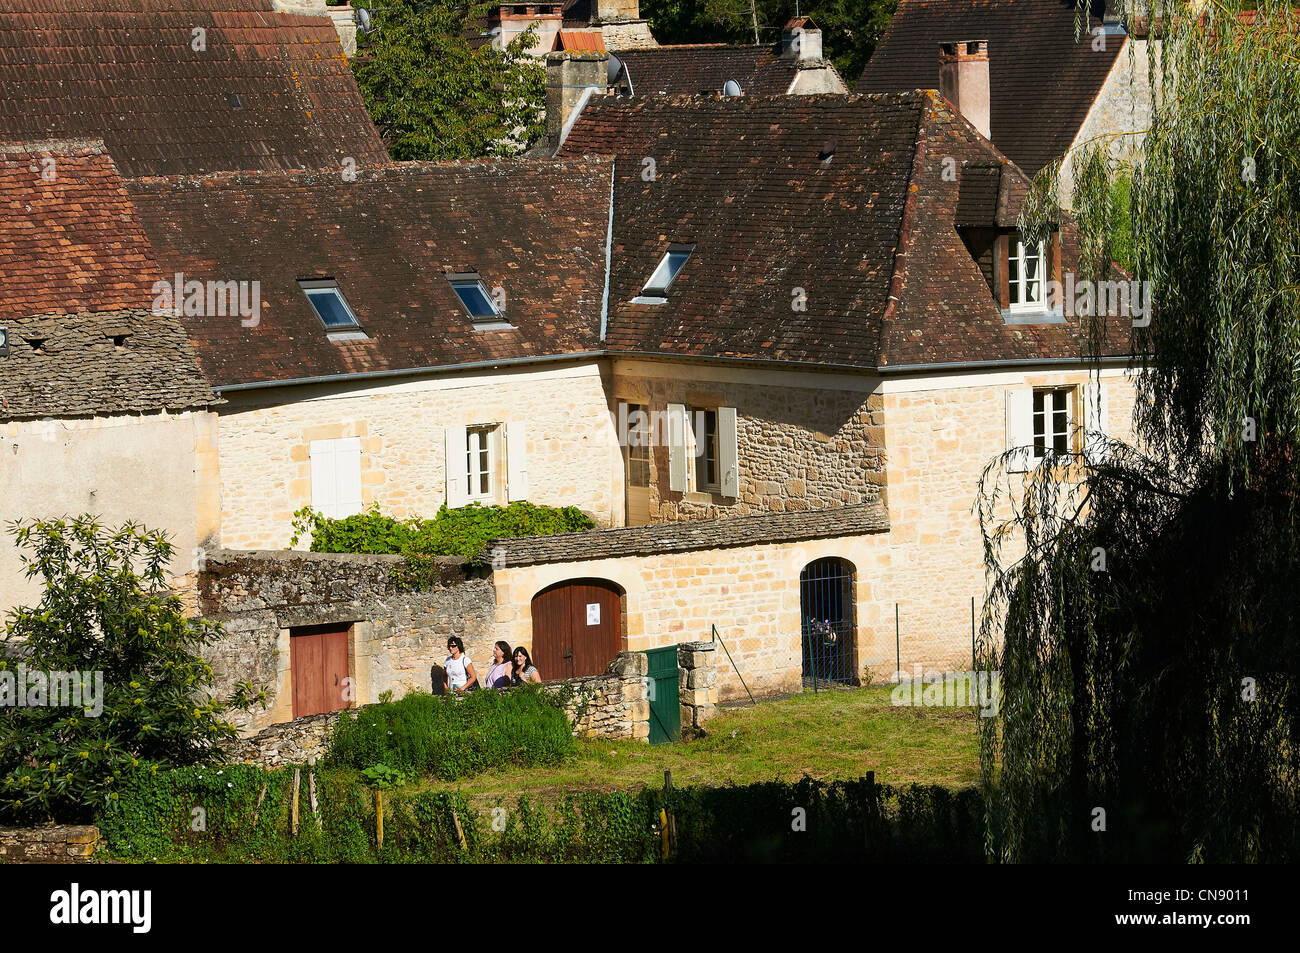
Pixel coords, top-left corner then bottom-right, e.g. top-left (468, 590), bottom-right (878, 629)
top-left (335, 436), bottom-right (363, 516)
top-left (444, 425), bottom-right (468, 509)
top-left (667, 403), bottom-right (687, 493)
top-left (718, 406), bottom-right (739, 497)
top-left (506, 421), bottom-right (529, 501)
top-left (1005, 388), bottom-right (1034, 473)
top-left (309, 440), bottom-right (338, 517)
top-left (1083, 381), bottom-right (1109, 465)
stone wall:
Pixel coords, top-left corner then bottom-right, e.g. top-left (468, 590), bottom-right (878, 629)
top-left (612, 358), bottom-right (885, 523)
top-left (0, 825), bottom-right (99, 862)
top-left (198, 549), bottom-right (495, 734)
top-left (556, 651), bottom-right (650, 741)
top-left (223, 708), bottom-right (342, 767)
top-left (214, 361), bottom-right (621, 550)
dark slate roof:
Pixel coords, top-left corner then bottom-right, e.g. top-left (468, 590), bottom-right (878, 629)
top-left (615, 45), bottom-right (803, 96)
top-left (0, 140), bottom-right (158, 322)
top-left (127, 159), bottom-right (613, 388)
top-left (0, 309), bottom-right (218, 420)
top-left (856, 0), bottom-right (1124, 176)
top-left (0, 0), bottom-right (387, 179)
top-left (485, 501), bottom-right (890, 566)
top-left (560, 91), bottom-right (1129, 369)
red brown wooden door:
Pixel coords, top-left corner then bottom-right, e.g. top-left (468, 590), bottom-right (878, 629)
top-left (291, 624), bottom-right (351, 718)
top-left (530, 579), bottom-right (622, 680)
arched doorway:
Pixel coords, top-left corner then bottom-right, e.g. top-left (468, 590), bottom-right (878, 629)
top-left (530, 578), bottom-right (624, 680)
top-left (799, 557), bottom-right (855, 686)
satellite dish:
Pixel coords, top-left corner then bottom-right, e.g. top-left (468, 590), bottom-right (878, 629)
top-left (607, 54), bottom-right (623, 85)
top-left (723, 79), bottom-right (743, 97)
top-left (357, 7), bottom-right (373, 34)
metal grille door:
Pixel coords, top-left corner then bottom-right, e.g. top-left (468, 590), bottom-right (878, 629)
top-left (800, 558), bottom-right (855, 686)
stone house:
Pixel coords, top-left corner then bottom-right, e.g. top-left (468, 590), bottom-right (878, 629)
top-left (0, 3), bottom-right (1139, 735)
top-left (857, 0), bottom-right (1155, 207)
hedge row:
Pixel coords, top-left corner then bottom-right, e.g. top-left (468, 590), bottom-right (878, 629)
top-left (97, 769), bottom-right (984, 864)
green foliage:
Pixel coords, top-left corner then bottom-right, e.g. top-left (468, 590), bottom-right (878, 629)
top-left (984, 1), bottom-right (1300, 862)
top-left (0, 518), bottom-right (267, 825)
top-left (640, 0), bottom-right (898, 83)
top-left (326, 686), bottom-right (576, 780)
top-left (289, 501), bottom-right (594, 585)
top-left (99, 768), bottom-right (979, 863)
top-left (360, 764), bottom-right (410, 789)
top-left (352, 0), bottom-right (545, 160)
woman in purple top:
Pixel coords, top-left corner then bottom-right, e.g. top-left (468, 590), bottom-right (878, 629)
top-left (485, 641), bottom-right (513, 689)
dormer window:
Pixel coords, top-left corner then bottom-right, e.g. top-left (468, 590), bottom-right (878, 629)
top-left (448, 273), bottom-right (512, 330)
top-left (633, 244), bottom-right (693, 304)
top-left (300, 280), bottom-right (360, 329)
top-left (1008, 239), bottom-right (1046, 311)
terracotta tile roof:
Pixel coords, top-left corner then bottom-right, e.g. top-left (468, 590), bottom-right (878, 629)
top-left (484, 500), bottom-right (890, 566)
top-left (0, 140), bottom-right (157, 322)
top-left (0, 0), bottom-right (387, 179)
top-left (560, 91), bottom-right (1129, 369)
top-left (615, 45), bottom-right (802, 96)
top-left (126, 159), bottom-right (613, 388)
top-left (554, 30), bottom-right (605, 51)
top-left (0, 309), bottom-right (217, 420)
top-left (856, 0), bottom-right (1124, 176)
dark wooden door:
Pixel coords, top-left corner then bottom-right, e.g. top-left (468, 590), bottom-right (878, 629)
top-left (531, 579), bottom-right (623, 680)
top-left (291, 623), bottom-right (351, 718)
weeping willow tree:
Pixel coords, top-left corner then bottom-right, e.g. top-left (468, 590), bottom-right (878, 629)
top-left (977, 0), bottom-right (1300, 862)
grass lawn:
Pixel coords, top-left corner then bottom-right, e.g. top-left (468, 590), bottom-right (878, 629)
top-left (429, 684), bottom-right (979, 810)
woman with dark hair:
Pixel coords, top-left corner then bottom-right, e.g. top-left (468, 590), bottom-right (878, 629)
top-left (485, 641), bottom-right (513, 689)
top-left (510, 646), bottom-right (541, 685)
top-left (443, 636), bottom-right (477, 694)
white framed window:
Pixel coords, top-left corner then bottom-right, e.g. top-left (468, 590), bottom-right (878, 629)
top-left (1008, 239), bottom-right (1046, 311)
top-left (444, 422), bottom-right (528, 508)
top-left (688, 407), bottom-right (721, 492)
top-left (465, 425), bottom-right (496, 501)
top-left (309, 436), bottom-right (364, 519)
top-left (1032, 388), bottom-right (1073, 460)
top-left (667, 403), bottom-right (739, 497)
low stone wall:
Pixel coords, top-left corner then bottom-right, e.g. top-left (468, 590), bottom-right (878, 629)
top-left (559, 651), bottom-right (650, 741)
top-left (199, 549), bottom-right (495, 734)
top-left (223, 709), bottom-right (342, 768)
top-left (0, 825), bottom-right (99, 862)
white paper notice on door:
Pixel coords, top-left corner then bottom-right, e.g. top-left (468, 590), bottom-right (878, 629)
top-left (586, 603), bottom-right (600, 626)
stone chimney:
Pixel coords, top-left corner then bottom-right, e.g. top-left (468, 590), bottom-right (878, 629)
top-left (938, 40), bottom-right (991, 140)
top-left (545, 50), bottom-right (609, 150)
top-left (781, 17), bottom-right (823, 64)
top-left (595, 0), bottom-right (640, 21)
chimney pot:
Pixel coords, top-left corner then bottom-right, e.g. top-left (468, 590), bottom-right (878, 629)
top-left (938, 39), bottom-right (991, 140)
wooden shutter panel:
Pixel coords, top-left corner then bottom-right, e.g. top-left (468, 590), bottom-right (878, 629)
top-left (309, 439), bottom-right (338, 517)
top-left (1082, 380), bottom-right (1109, 465)
top-left (718, 406), bottom-right (739, 497)
top-left (667, 403), bottom-right (687, 493)
top-left (506, 421), bottom-right (529, 501)
top-left (444, 425), bottom-right (468, 509)
top-left (334, 436), bottom-right (363, 517)
top-left (1005, 388), bottom-right (1034, 473)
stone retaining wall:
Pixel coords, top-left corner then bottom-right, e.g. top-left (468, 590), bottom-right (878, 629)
top-left (0, 825), bottom-right (99, 862)
top-left (558, 651), bottom-right (650, 741)
top-left (678, 641), bottom-right (717, 732)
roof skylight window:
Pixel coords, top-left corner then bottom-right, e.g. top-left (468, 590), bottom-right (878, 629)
top-left (447, 273), bottom-right (512, 330)
top-left (300, 279), bottom-right (361, 329)
top-left (634, 244), bottom-right (693, 304)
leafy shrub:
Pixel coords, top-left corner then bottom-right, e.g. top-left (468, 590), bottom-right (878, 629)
top-left (289, 502), bottom-right (594, 586)
top-left (0, 518), bottom-right (266, 824)
top-left (326, 686), bottom-right (575, 780)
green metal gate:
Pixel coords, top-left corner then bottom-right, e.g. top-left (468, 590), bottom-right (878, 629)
top-left (645, 646), bottom-right (680, 745)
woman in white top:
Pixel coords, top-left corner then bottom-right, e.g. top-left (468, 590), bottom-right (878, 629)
top-left (485, 641), bottom-right (513, 689)
top-left (443, 637), bottom-right (477, 694)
